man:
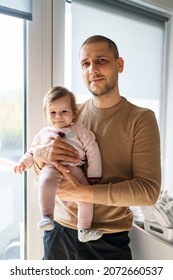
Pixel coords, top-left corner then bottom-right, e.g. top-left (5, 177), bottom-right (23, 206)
top-left (35, 35), bottom-right (161, 260)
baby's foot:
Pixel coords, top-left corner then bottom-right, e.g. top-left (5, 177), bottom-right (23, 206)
top-left (78, 228), bottom-right (103, 242)
top-left (38, 217), bottom-right (54, 231)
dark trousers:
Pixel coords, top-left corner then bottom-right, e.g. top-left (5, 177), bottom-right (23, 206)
top-left (43, 221), bottom-right (132, 260)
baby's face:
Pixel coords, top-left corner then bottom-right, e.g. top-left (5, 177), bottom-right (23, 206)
top-left (46, 95), bottom-right (74, 129)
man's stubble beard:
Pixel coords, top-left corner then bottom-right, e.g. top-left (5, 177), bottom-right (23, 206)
top-left (89, 78), bottom-right (118, 97)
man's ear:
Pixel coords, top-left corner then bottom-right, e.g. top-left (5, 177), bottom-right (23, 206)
top-left (117, 57), bottom-right (124, 73)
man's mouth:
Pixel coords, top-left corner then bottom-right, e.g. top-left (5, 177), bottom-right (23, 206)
top-left (90, 77), bottom-right (104, 84)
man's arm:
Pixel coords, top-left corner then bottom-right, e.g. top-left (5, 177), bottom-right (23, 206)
top-left (57, 171), bottom-right (93, 203)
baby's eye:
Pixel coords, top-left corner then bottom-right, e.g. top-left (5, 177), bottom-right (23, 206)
top-left (62, 110), bottom-right (68, 113)
top-left (50, 111), bottom-right (56, 115)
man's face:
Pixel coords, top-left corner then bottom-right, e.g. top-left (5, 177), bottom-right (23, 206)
top-left (79, 42), bottom-right (123, 97)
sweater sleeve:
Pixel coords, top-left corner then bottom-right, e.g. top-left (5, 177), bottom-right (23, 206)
top-left (92, 110), bottom-right (161, 207)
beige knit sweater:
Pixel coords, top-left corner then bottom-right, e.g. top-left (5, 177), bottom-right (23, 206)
top-left (54, 97), bottom-right (161, 233)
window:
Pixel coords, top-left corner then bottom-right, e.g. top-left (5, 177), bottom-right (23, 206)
top-left (70, 0), bottom-right (168, 125)
top-left (0, 14), bottom-right (25, 260)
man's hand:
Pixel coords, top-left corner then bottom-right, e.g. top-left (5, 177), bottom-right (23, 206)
top-left (57, 171), bottom-right (93, 203)
top-left (34, 136), bottom-right (79, 173)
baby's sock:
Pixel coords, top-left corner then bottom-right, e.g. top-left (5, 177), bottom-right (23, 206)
top-left (78, 228), bottom-right (103, 242)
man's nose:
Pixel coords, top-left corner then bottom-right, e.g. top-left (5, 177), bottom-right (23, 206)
top-left (89, 62), bottom-right (99, 75)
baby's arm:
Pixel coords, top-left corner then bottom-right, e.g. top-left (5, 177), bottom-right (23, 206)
top-left (14, 162), bottom-right (27, 174)
top-left (80, 127), bottom-right (102, 179)
top-left (14, 131), bottom-right (42, 174)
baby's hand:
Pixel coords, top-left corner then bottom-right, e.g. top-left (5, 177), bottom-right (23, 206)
top-left (14, 162), bottom-right (26, 174)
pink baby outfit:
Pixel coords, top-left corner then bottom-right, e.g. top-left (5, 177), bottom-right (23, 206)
top-left (19, 123), bottom-right (102, 230)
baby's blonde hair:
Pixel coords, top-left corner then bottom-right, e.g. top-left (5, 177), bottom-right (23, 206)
top-left (43, 86), bottom-right (78, 117)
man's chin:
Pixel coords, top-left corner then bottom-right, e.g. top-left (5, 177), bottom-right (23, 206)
top-left (90, 90), bottom-right (107, 97)
top-left (89, 87), bottom-right (102, 96)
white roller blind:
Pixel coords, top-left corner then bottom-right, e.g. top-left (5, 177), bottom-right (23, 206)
top-left (0, 0), bottom-right (32, 20)
top-left (71, 0), bottom-right (166, 122)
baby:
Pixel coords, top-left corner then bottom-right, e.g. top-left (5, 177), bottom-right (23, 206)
top-left (14, 86), bottom-right (102, 242)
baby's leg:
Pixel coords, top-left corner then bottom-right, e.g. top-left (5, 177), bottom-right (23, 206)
top-left (38, 165), bottom-right (63, 230)
top-left (68, 166), bottom-right (93, 228)
top-left (69, 166), bottom-right (103, 242)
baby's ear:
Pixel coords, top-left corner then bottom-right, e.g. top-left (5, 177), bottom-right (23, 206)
top-left (73, 110), bottom-right (79, 121)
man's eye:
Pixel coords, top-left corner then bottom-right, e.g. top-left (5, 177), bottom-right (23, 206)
top-left (82, 62), bottom-right (89, 68)
top-left (96, 59), bottom-right (106, 64)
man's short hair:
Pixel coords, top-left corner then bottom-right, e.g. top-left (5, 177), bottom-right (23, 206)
top-left (80, 35), bottom-right (119, 60)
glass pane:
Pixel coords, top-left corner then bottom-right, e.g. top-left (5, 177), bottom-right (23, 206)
top-left (0, 14), bottom-right (25, 259)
